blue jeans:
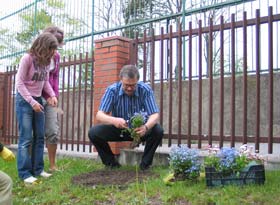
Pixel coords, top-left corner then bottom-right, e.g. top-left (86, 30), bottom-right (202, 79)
top-left (16, 93), bottom-right (45, 180)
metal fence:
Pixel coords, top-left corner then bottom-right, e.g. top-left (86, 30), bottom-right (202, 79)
top-left (1, 0), bottom-right (278, 71)
top-left (133, 6), bottom-right (280, 154)
top-left (1, 6), bottom-right (280, 154)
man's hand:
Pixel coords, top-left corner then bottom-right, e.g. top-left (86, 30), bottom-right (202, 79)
top-left (134, 125), bottom-right (147, 137)
top-left (0, 147), bottom-right (15, 161)
top-left (113, 117), bottom-right (128, 129)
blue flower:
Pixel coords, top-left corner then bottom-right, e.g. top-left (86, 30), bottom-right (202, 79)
top-left (204, 145), bottom-right (264, 174)
top-left (128, 111), bottom-right (148, 129)
top-left (121, 110), bottom-right (148, 148)
top-left (168, 145), bottom-right (201, 180)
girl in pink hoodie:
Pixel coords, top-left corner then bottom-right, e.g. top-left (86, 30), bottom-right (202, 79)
top-left (15, 32), bottom-right (58, 184)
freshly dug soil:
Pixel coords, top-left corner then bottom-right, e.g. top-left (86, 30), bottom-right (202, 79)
top-left (72, 169), bottom-right (191, 204)
top-left (72, 169), bottom-right (157, 187)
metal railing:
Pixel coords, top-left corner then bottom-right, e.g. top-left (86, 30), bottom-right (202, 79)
top-left (133, 6), bottom-right (280, 153)
top-left (1, 7), bottom-right (280, 154)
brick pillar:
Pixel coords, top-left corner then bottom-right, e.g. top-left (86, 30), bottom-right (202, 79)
top-left (93, 36), bottom-right (134, 155)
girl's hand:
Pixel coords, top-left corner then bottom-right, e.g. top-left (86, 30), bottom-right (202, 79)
top-left (47, 96), bottom-right (58, 107)
top-left (33, 103), bottom-right (44, 113)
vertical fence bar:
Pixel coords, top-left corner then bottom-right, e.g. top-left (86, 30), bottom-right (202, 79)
top-left (255, 9), bottom-right (261, 152)
top-left (219, 16), bottom-right (224, 148)
top-left (83, 52), bottom-right (89, 152)
top-left (14, 66), bottom-right (19, 144)
top-left (33, 0), bottom-right (38, 35)
top-left (159, 27), bottom-right (164, 129)
top-left (71, 54), bottom-right (77, 151)
top-left (129, 40), bottom-right (137, 65)
top-left (143, 30), bottom-right (147, 82)
top-left (268, 6), bottom-right (273, 154)
top-left (7, 70), bottom-right (13, 142)
top-left (60, 56), bottom-right (66, 150)
top-left (230, 13), bottom-right (236, 148)
top-left (89, 51), bottom-right (95, 152)
top-left (242, 11), bottom-right (248, 145)
top-left (135, 32), bottom-right (139, 67)
top-left (177, 23), bottom-right (182, 145)
top-left (168, 25), bottom-right (173, 146)
top-left (150, 28), bottom-right (155, 89)
top-left (11, 67), bottom-right (17, 143)
top-left (77, 53), bottom-right (82, 152)
top-left (65, 56), bottom-right (71, 150)
top-left (2, 70), bottom-right (8, 143)
top-left (208, 18), bottom-right (213, 147)
top-left (187, 21), bottom-right (192, 148)
top-left (198, 20), bottom-right (202, 149)
top-left (66, 61), bottom-right (72, 149)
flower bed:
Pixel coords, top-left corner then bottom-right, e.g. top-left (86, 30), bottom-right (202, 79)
top-left (204, 145), bottom-right (265, 187)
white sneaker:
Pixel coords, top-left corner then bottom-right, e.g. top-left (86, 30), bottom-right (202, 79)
top-left (40, 171), bottom-right (52, 178)
top-left (24, 176), bottom-right (38, 184)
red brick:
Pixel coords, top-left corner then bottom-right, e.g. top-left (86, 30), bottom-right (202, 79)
top-left (95, 47), bottom-right (110, 54)
top-left (93, 36), bottom-right (133, 155)
top-left (110, 46), bottom-right (129, 53)
top-left (95, 69), bottom-right (119, 77)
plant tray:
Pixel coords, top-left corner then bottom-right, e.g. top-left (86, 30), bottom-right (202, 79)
top-left (205, 165), bottom-right (265, 187)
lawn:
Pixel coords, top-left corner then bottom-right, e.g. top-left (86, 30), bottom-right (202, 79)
top-left (1, 156), bottom-right (280, 205)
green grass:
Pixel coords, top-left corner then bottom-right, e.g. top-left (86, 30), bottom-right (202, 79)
top-left (1, 157), bottom-right (280, 205)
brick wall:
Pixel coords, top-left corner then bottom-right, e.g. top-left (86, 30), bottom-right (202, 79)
top-left (93, 36), bottom-right (133, 154)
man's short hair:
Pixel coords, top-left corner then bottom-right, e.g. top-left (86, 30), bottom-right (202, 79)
top-left (119, 65), bottom-right (140, 80)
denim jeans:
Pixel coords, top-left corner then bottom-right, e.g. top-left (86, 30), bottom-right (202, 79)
top-left (16, 93), bottom-right (45, 180)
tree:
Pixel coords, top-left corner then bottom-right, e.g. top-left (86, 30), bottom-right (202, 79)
top-left (0, 0), bottom-right (87, 66)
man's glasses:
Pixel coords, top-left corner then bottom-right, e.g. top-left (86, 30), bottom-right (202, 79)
top-left (122, 83), bottom-right (137, 88)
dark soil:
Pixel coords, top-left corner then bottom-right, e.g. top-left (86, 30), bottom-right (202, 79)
top-left (72, 169), bottom-right (157, 187)
top-left (72, 169), bottom-right (191, 204)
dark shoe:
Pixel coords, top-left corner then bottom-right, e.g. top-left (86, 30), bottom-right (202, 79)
top-left (139, 163), bottom-right (150, 171)
top-left (105, 161), bottom-right (121, 169)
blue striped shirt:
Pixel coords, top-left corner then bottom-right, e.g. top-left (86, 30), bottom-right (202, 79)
top-left (99, 81), bottom-right (159, 120)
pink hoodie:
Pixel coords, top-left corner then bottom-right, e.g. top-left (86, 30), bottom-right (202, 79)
top-left (15, 53), bottom-right (55, 107)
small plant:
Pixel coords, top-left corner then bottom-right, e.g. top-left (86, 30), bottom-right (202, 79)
top-left (204, 145), bottom-right (264, 175)
top-left (168, 145), bottom-right (201, 180)
top-left (121, 111), bottom-right (148, 148)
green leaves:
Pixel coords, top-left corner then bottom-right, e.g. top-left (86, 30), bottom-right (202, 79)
top-left (130, 113), bottom-right (145, 128)
top-left (121, 111), bottom-right (148, 148)
top-left (204, 146), bottom-right (264, 175)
